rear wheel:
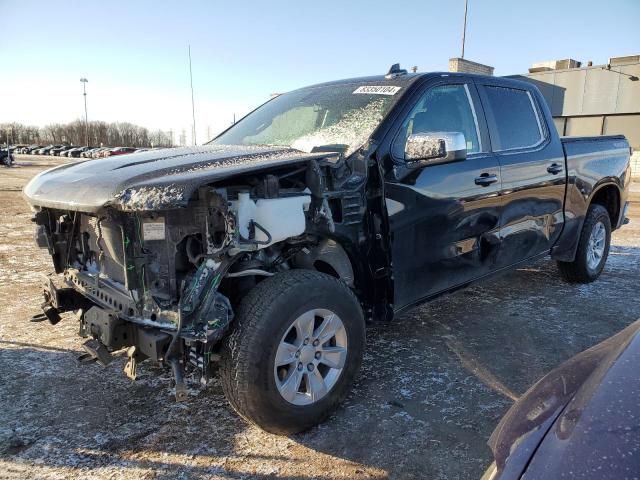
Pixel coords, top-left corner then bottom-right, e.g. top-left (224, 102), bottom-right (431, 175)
top-left (220, 269), bottom-right (365, 434)
top-left (557, 204), bottom-right (611, 283)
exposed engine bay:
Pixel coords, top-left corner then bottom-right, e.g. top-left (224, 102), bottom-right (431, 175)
top-left (29, 153), bottom-right (389, 398)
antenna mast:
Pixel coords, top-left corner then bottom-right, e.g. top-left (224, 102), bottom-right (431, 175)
top-left (461, 0), bottom-right (468, 58)
top-left (188, 45), bottom-right (196, 146)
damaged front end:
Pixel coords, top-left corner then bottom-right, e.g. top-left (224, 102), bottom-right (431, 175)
top-left (31, 187), bottom-right (239, 396)
top-left (25, 147), bottom-right (375, 399)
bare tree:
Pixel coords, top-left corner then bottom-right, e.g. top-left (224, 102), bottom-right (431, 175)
top-left (1, 120), bottom-right (175, 148)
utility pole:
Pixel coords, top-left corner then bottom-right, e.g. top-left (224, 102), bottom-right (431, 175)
top-left (461, 0), bottom-right (468, 59)
top-left (188, 45), bottom-right (196, 146)
top-left (80, 78), bottom-right (89, 146)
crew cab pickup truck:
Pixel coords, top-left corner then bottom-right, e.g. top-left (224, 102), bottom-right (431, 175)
top-left (23, 64), bottom-right (631, 434)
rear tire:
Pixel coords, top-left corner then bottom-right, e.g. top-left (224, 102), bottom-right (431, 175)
top-left (220, 269), bottom-right (365, 434)
top-left (557, 204), bottom-right (611, 283)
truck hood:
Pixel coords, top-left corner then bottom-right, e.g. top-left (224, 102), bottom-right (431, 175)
top-left (23, 145), bottom-right (331, 212)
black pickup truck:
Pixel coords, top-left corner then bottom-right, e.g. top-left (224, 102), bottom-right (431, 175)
top-left (23, 65), bottom-right (631, 434)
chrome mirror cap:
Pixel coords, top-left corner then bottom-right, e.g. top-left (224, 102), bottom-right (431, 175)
top-left (405, 131), bottom-right (467, 165)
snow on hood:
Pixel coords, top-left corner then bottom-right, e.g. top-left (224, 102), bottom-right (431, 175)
top-left (23, 145), bottom-right (331, 212)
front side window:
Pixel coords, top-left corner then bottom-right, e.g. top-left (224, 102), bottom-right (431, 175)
top-left (213, 84), bottom-right (401, 156)
top-left (392, 84), bottom-right (481, 159)
top-left (482, 86), bottom-right (544, 151)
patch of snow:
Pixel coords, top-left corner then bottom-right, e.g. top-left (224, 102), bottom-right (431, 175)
top-left (291, 99), bottom-right (387, 155)
top-left (117, 185), bottom-right (186, 210)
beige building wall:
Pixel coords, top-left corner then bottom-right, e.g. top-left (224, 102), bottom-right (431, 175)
top-left (448, 58), bottom-right (494, 76)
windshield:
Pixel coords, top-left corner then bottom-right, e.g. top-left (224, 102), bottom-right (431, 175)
top-left (212, 84), bottom-right (401, 155)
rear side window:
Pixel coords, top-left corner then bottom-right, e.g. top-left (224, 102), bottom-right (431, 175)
top-left (482, 86), bottom-right (543, 151)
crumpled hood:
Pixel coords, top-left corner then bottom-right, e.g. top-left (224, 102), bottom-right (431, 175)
top-left (23, 145), bottom-right (330, 212)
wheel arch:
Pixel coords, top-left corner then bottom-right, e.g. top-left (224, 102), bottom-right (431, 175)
top-left (588, 182), bottom-right (621, 231)
top-left (292, 235), bottom-right (389, 322)
top-left (293, 237), bottom-right (355, 287)
top-left (552, 181), bottom-right (620, 262)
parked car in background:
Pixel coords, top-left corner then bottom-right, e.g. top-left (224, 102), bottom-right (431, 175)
top-left (81, 147), bottom-right (101, 158)
top-left (92, 147), bottom-right (110, 158)
top-left (103, 146), bottom-right (137, 157)
top-left (50, 146), bottom-right (73, 156)
top-left (58, 147), bottom-right (74, 157)
top-left (0, 148), bottom-right (14, 166)
top-left (83, 147), bottom-right (100, 158)
top-left (23, 145), bottom-right (43, 154)
top-left (34, 145), bottom-right (57, 155)
top-left (483, 320), bottom-right (640, 480)
top-left (68, 146), bottom-right (91, 158)
top-left (60, 147), bottom-right (78, 157)
top-left (56, 147), bottom-right (75, 156)
top-left (48, 146), bottom-right (61, 156)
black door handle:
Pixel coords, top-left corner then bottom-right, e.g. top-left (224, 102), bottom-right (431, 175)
top-left (547, 163), bottom-right (563, 175)
top-left (475, 173), bottom-right (498, 187)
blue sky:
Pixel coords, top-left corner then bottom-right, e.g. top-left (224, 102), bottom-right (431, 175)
top-left (1, 0), bottom-right (639, 144)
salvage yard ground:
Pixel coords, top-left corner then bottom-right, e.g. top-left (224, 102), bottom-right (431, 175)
top-left (1, 155), bottom-right (639, 480)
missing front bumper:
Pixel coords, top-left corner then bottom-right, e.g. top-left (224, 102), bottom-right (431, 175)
top-left (39, 274), bottom-right (172, 362)
top-left (39, 274), bottom-right (91, 324)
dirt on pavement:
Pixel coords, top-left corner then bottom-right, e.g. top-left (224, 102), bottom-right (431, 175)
top-left (1, 155), bottom-right (639, 479)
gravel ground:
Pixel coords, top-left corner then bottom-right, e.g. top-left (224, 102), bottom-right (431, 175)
top-left (1, 155), bottom-right (639, 479)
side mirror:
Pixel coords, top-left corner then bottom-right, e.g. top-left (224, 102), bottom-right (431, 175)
top-left (404, 131), bottom-right (467, 167)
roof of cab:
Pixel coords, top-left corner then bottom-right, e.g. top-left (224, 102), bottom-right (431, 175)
top-left (299, 71), bottom-right (537, 91)
top-left (300, 73), bottom-right (425, 90)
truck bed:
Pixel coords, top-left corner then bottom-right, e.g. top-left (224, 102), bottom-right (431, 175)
top-left (552, 134), bottom-right (631, 261)
top-left (561, 135), bottom-right (630, 197)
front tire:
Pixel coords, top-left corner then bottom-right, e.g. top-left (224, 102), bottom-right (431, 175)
top-left (557, 204), bottom-right (611, 283)
top-left (220, 270), bottom-right (365, 434)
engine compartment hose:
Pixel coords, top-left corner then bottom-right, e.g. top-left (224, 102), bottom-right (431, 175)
top-left (252, 221), bottom-right (272, 245)
top-left (239, 220), bottom-right (272, 246)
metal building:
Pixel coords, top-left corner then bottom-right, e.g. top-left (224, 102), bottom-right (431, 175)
top-left (514, 55), bottom-right (640, 175)
top-left (515, 55), bottom-right (639, 148)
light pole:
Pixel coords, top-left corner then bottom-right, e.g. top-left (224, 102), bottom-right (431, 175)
top-left (461, 0), bottom-right (468, 58)
top-left (80, 78), bottom-right (89, 146)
